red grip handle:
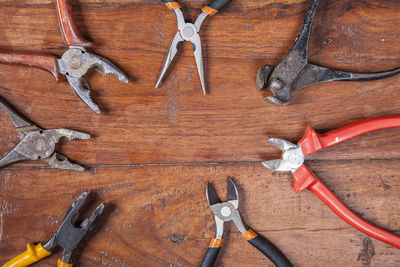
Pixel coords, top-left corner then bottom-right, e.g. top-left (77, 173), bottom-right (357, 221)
top-left (56, 0), bottom-right (92, 47)
top-left (299, 116), bottom-right (400, 155)
top-left (0, 51), bottom-right (62, 82)
top-left (293, 165), bottom-right (400, 249)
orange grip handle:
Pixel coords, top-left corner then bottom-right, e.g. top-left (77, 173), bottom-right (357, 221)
top-left (56, 0), bottom-right (92, 47)
top-left (57, 259), bottom-right (73, 267)
top-left (299, 116), bottom-right (400, 155)
top-left (3, 243), bottom-right (51, 267)
top-left (293, 165), bottom-right (400, 249)
top-left (0, 50), bottom-right (62, 82)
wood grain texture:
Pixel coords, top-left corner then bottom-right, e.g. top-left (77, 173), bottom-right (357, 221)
top-left (0, 0), bottom-right (399, 266)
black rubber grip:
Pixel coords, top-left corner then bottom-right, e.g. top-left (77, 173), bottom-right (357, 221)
top-left (163, 0), bottom-right (178, 2)
top-left (208, 0), bottom-right (233, 11)
top-left (199, 247), bottom-right (221, 267)
top-left (248, 235), bottom-right (293, 267)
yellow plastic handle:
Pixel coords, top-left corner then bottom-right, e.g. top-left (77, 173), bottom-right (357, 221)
top-left (3, 243), bottom-right (51, 267)
top-left (57, 259), bottom-right (73, 267)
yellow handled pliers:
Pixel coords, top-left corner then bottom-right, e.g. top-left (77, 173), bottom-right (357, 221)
top-left (3, 192), bottom-right (104, 267)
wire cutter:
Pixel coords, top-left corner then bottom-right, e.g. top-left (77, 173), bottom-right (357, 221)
top-left (155, 0), bottom-right (234, 95)
top-left (201, 178), bottom-right (293, 267)
top-left (0, 96), bottom-right (90, 171)
top-left (263, 116), bottom-right (400, 249)
top-left (256, 0), bottom-right (400, 105)
top-left (0, 0), bottom-right (129, 114)
top-left (4, 192), bottom-right (104, 267)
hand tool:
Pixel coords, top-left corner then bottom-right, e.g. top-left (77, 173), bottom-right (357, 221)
top-left (201, 177), bottom-right (293, 267)
top-left (256, 0), bottom-right (400, 105)
top-left (0, 0), bottom-right (129, 114)
top-left (3, 192), bottom-right (104, 267)
top-left (0, 96), bottom-right (90, 171)
top-left (262, 116), bottom-right (400, 249)
top-left (155, 0), bottom-right (234, 95)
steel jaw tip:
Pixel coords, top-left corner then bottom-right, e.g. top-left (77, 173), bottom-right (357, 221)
top-left (206, 183), bottom-right (221, 206)
top-left (267, 138), bottom-right (297, 151)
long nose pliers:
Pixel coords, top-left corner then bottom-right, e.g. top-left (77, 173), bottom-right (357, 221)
top-left (256, 0), bottom-right (400, 105)
top-left (155, 0), bottom-right (233, 95)
top-left (263, 116), bottom-right (400, 249)
top-left (3, 192), bottom-right (104, 267)
top-left (201, 178), bottom-right (293, 267)
top-left (0, 96), bottom-right (90, 171)
top-left (0, 0), bottom-right (129, 114)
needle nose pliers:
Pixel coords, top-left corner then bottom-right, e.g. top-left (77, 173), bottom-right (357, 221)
top-left (263, 116), bottom-right (400, 249)
top-left (0, 96), bottom-right (90, 171)
top-left (155, 0), bottom-right (234, 95)
top-left (256, 0), bottom-right (400, 105)
top-left (0, 0), bottom-right (129, 114)
top-left (3, 192), bottom-right (104, 267)
top-left (201, 178), bottom-right (293, 267)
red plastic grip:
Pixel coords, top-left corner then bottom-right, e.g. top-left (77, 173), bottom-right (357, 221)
top-left (0, 50), bottom-right (62, 82)
top-left (293, 165), bottom-right (400, 249)
top-left (56, 0), bottom-right (92, 47)
top-left (299, 116), bottom-right (400, 155)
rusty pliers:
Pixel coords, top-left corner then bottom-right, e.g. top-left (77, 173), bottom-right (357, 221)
top-left (201, 178), bottom-right (293, 267)
top-left (263, 116), bottom-right (400, 249)
top-left (0, 97), bottom-right (90, 171)
top-left (256, 0), bottom-right (400, 105)
top-left (4, 192), bottom-right (104, 267)
top-left (0, 0), bottom-right (129, 114)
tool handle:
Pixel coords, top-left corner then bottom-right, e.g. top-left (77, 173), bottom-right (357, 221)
top-left (56, 0), bottom-right (92, 47)
top-left (242, 229), bottom-right (293, 267)
top-left (3, 243), bottom-right (52, 267)
top-left (162, 0), bottom-right (182, 10)
top-left (199, 238), bottom-right (223, 267)
top-left (299, 115), bottom-right (400, 155)
top-left (202, 0), bottom-right (233, 15)
top-left (293, 165), bottom-right (400, 249)
top-left (0, 51), bottom-right (61, 82)
top-left (57, 259), bottom-right (73, 267)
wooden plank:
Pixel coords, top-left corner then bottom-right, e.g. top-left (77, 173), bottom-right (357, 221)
top-left (0, 1), bottom-right (399, 167)
top-left (1, 162), bottom-right (399, 266)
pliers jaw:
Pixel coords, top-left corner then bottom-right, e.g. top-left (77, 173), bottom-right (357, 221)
top-left (58, 47), bottom-right (129, 114)
top-left (206, 178), bottom-right (247, 235)
top-left (44, 192), bottom-right (105, 264)
top-left (262, 138), bottom-right (305, 173)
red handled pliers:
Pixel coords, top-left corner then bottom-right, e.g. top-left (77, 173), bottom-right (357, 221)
top-left (262, 116), bottom-right (400, 249)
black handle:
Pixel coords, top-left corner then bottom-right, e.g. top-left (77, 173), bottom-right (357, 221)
top-left (207, 0), bottom-right (233, 11)
top-left (199, 247), bottom-right (221, 267)
top-left (248, 235), bottom-right (293, 267)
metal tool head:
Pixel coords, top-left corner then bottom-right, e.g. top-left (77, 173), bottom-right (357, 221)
top-left (206, 178), bottom-right (247, 235)
top-left (53, 192), bottom-right (105, 263)
top-left (262, 138), bottom-right (305, 172)
top-left (58, 48), bottom-right (129, 114)
top-left (156, 8), bottom-right (206, 94)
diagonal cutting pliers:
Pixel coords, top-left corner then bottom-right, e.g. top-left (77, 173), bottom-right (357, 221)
top-left (263, 116), bottom-right (400, 249)
top-left (3, 192), bottom-right (104, 267)
top-left (256, 0), bottom-right (400, 105)
top-left (0, 96), bottom-right (90, 171)
top-left (201, 178), bottom-right (293, 267)
top-left (0, 0), bottom-right (129, 114)
top-left (155, 0), bottom-right (234, 95)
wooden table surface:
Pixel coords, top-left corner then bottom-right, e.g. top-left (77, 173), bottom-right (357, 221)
top-left (0, 0), bottom-right (400, 266)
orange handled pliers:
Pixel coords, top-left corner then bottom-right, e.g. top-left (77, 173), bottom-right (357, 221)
top-left (263, 116), bottom-right (400, 249)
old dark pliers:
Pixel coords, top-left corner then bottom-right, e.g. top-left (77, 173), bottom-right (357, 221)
top-left (0, 97), bottom-right (90, 171)
top-left (156, 0), bottom-right (234, 94)
top-left (0, 0), bottom-right (129, 114)
top-left (200, 178), bottom-right (293, 267)
top-left (263, 116), bottom-right (400, 249)
top-left (3, 192), bottom-right (104, 267)
top-left (256, 0), bottom-right (400, 105)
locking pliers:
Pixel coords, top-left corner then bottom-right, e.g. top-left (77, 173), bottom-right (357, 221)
top-left (201, 178), bottom-right (292, 267)
top-left (0, 96), bottom-right (90, 171)
top-left (0, 0), bottom-right (129, 114)
top-left (263, 116), bottom-right (400, 249)
top-left (256, 0), bottom-right (400, 105)
top-left (4, 192), bottom-right (104, 267)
